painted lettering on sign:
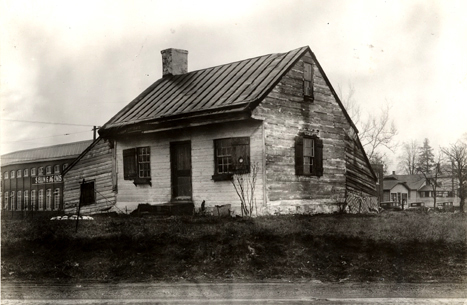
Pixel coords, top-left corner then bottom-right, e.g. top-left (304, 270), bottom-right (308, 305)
top-left (33, 175), bottom-right (62, 184)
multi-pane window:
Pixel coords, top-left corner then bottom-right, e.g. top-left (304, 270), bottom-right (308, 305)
top-left (24, 190), bottom-right (29, 210)
top-left (4, 192), bottom-right (8, 210)
top-left (10, 191), bottom-right (15, 210)
top-left (31, 168), bottom-right (37, 176)
top-left (38, 167), bottom-right (44, 176)
top-left (31, 190), bottom-right (36, 211)
top-left (4, 172), bottom-right (8, 179)
top-left (54, 188), bottom-right (60, 210)
top-left (54, 165), bottom-right (60, 174)
top-left (24, 168), bottom-right (29, 177)
top-left (17, 170), bottom-right (22, 178)
top-left (213, 137), bottom-right (250, 180)
top-left (46, 189), bottom-right (52, 210)
top-left (17, 191), bottom-right (22, 210)
top-left (123, 147), bottom-right (151, 182)
top-left (46, 166), bottom-right (52, 175)
top-left (38, 189), bottom-right (44, 210)
top-left (295, 135), bottom-right (323, 177)
top-left (10, 171), bottom-right (15, 179)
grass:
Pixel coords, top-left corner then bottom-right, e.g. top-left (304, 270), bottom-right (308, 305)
top-left (1, 211), bottom-right (466, 283)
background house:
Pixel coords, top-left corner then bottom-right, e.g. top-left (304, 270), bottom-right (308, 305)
top-left (75, 46), bottom-right (379, 215)
top-left (383, 172), bottom-right (460, 208)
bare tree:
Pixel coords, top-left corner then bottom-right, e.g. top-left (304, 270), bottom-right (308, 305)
top-left (231, 162), bottom-right (259, 217)
top-left (359, 104), bottom-right (398, 161)
top-left (338, 85), bottom-right (398, 164)
top-left (441, 142), bottom-right (467, 213)
top-left (397, 140), bottom-right (419, 174)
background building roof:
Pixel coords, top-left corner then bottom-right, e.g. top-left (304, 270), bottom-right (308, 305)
top-left (1, 140), bottom-right (93, 167)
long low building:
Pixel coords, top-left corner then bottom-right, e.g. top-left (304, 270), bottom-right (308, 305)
top-left (1, 140), bottom-right (92, 212)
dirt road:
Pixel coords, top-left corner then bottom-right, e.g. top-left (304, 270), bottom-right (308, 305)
top-left (2, 281), bottom-right (466, 304)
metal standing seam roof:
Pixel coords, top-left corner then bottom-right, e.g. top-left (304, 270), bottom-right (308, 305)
top-left (1, 140), bottom-right (93, 167)
top-left (101, 46), bottom-right (310, 131)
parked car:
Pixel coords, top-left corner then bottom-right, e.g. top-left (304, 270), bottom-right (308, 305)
top-left (380, 201), bottom-right (402, 211)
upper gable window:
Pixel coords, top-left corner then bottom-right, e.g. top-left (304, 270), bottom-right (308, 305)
top-left (212, 137), bottom-right (250, 181)
top-left (123, 147), bottom-right (151, 185)
top-left (295, 135), bottom-right (323, 177)
top-left (303, 62), bottom-right (313, 101)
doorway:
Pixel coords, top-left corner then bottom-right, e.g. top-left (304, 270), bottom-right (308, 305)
top-left (170, 141), bottom-right (192, 201)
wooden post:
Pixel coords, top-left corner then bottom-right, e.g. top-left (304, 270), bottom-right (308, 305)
top-left (76, 179), bottom-right (84, 233)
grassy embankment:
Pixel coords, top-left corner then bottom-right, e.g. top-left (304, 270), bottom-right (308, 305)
top-left (1, 211), bottom-right (466, 283)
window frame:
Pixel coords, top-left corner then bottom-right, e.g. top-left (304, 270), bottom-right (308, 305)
top-left (295, 135), bottom-right (323, 177)
top-left (10, 170), bottom-right (15, 179)
top-left (212, 137), bottom-right (250, 181)
top-left (31, 168), bottom-right (37, 177)
top-left (17, 191), bottom-right (22, 210)
top-left (54, 188), bottom-right (60, 210)
top-left (123, 146), bottom-right (151, 185)
top-left (4, 172), bottom-right (8, 179)
top-left (38, 167), bottom-right (44, 176)
top-left (17, 169), bottom-right (22, 178)
top-left (38, 189), bottom-right (44, 210)
top-left (46, 166), bottom-right (52, 175)
top-left (54, 164), bottom-right (60, 174)
top-left (24, 190), bottom-right (29, 210)
top-left (24, 168), bottom-right (29, 177)
top-left (31, 190), bottom-right (36, 211)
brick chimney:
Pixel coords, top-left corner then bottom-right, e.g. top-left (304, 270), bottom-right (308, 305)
top-left (161, 48), bottom-right (188, 77)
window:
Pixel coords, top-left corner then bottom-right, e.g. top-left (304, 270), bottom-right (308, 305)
top-left (31, 190), bottom-right (36, 211)
top-left (4, 192), bottom-right (8, 210)
top-left (17, 170), bottom-right (22, 178)
top-left (123, 147), bottom-right (151, 184)
top-left (38, 167), bottom-right (44, 176)
top-left (303, 62), bottom-right (313, 100)
top-left (63, 163), bottom-right (68, 171)
top-left (4, 172), bottom-right (8, 179)
top-left (31, 168), bottom-right (37, 176)
top-left (24, 190), bottom-right (29, 210)
top-left (54, 165), bottom-right (60, 174)
top-left (80, 182), bottom-right (95, 206)
top-left (295, 135), bottom-right (323, 177)
top-left (46, 189), bottom-right (52, 210)
top-left (17, 191), bottom-right (22, 210)
top-left (10, 170), bottom-right (15, 179)
top-left (24, 168), bottom-right (29, 177)
top-left (213, 137), bottom-right (250, 180)
top-left (54, 188), bottom-right (60, 210)
top-left (38, 189), bottom-right (44, 210)
top-left (10, 191), bottom-right (15, 210)
top-left (46, 166), bottom-right (52, 175)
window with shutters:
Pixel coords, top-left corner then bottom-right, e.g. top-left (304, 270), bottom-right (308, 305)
top-left (212, 137), bottom-right (250, 181)
top-left (123, 147), bottom-right (151, 185)
top-left (295, 135), bottom-right (323, 177)
top-left (303, 62), bottom-right (313, 100)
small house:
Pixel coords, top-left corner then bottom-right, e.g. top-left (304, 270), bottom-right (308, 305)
top-left (67, 46), bottom-right (377, 215)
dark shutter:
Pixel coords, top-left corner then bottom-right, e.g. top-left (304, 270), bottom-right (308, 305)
top-left (295, 136), bottom-right (304, 175)
top-left (232, 137), bottom-right (250, 173)
top-left (123, 148), bottom-right (137, 180)
top-left (304, 63), bottom-right (313, 98)
top-left (314, 138), bottom-right (324, 177)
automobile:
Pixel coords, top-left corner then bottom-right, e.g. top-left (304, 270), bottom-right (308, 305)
top-left (380, 201), bottom-right (402, 211)
top-left (406, 202), bottom-right (425, 210)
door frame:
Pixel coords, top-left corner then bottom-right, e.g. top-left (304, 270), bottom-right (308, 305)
top-left (170, 141), bottom-right (192, 202)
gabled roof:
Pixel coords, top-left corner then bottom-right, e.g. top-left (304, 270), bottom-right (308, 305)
top-left (99, 46), bottom-right (357, 136)
top-left (1, 140), bottom-right (93, 167)
top-left (383, 180), bottom-right (410, 191)
top-left (384, 174), bottom-right (425, 190)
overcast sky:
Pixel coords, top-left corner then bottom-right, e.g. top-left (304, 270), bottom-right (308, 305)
top-left (1, 0), bottom-right (466, 171)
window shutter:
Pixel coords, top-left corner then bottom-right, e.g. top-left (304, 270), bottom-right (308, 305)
top-left (232, 137), bottom-right (250, 173)
top-left (304, 63), bottom-right (313, 98)
top-left (315, 138), bottom-right (324, 177)
top-left (295, 136), bottom-right (304, 175)
top-left (123, 148), bottom-right (137, 180)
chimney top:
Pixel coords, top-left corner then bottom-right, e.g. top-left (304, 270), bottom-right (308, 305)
top-left (161, 48), bottom-right (188, 77)
top-left (392, 171), bottom-right (396, 175)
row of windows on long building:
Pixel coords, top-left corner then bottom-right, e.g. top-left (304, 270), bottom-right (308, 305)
top-left (3, 188), bottom-right (61, 211)
top-left (3, 164), bottom-right (68, 179)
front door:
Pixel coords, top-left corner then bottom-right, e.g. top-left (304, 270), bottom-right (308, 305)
top-left (170, 141), bottom-right (192, 201)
